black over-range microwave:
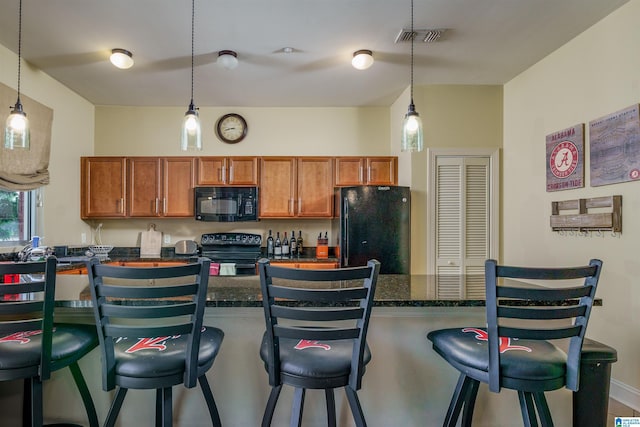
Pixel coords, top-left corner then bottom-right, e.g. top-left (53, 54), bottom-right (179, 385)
top-left (194, 186), bottom-right (258, 222)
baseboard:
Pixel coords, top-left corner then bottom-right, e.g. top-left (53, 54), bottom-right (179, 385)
top-left (610, 379), bottom-right (640, 412)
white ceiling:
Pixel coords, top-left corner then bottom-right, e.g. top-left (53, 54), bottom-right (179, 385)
top-left (0, 0), bottom-right (629, 108)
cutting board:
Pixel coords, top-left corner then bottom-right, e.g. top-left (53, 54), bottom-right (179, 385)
top-left (140, 224), bottom-right (162, 258)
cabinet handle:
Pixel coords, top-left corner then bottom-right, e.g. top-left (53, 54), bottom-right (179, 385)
top-left (163, 198), bottom-right (167, 215)
top-left (221, 166), bottom-right (227, 184)
top-left (118, 198), bottom-right (124, 214)
top-left (298, 197), bottom-right (302, 214)
top-left (367, 167), bottom-right (371, 183)
top-left (229, 166), bottom-right (234, 183)
top-left (289, 199), bottom-right (294, 214)
top-left (359, 166), bottom-right (363, 183)
top-left (155, 198), bottom-right (159, 214)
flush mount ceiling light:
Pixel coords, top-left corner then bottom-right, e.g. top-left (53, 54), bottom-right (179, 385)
top-left (180, 0), bottom-right (202, 151)
top-left (400, 0), bottom-right (424, 153)
top-left (217, 50), bottom-right (238, 70)
top-left (351, 49), bottom-right (374, 70)
top-left (4, 0), bottom-right (29, 150)
top-left (109, 48), bottom-right (134, 69)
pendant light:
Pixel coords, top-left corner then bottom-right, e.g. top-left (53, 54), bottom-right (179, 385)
top-left (180, 0), bottom-right (202, 151)
top-left (400, 0), bottom-right (423, 152)
top-left (4, 0), bottom-right (30, 150)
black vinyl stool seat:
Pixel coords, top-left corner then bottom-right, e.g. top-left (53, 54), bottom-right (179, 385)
top-left (86, 257), bottom-right (224, 427)
top-left (427, 259), bottom-right (602, 427)
top-left (258, 258), bottom-right (380, 427)
top-left (0, 257), bottom-right (98, 427)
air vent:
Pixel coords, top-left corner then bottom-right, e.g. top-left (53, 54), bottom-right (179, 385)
top-left (395, 28), bottom-right (447, 43)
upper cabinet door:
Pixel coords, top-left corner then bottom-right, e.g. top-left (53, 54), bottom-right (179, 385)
top-left (227, 157), bottom-right (258, 185)
top-left (259, 157), bottom-right (296, 217)
top-left (297, 157), bottom-right (333, 217)
top-left (334, 157), bottom-right (365, 186)
top-left (81, 157), bottom-right (127, 218)
top-left (196, 156), bottom-right (258, 186)
top-left (162, 157), bottom-right (195, 217)
top-left (334, 157), bottom-right (397, 186)
top-left (366, 157), bottom-right (397, 185)
top-left (196, 157), bottom-right (226, 185)
top-left (128, 157), bottom-right (161, 217)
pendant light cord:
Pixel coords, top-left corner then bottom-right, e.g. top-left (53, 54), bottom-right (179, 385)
top-left (410, 0), bottom-right (414, 104)
top-left (190, 0), bottom-right (195, 105)
top-left (17, 0), bottom-right (23, 101)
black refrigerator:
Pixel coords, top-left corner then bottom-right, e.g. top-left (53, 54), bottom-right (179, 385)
top-left (331, 185), bottom-right (410, 274)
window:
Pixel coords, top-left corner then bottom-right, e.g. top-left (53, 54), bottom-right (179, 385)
top-left (0, 189), bottom-right (35, 244)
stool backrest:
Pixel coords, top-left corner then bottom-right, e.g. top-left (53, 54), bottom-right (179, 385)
top-left (86, 257), bottom-right (210, 389)
top-left (484, 258), bottom-right (602, 392)
top-left (0, 257), bottom-right (57, 380)
top-left (258, 258), bottom-right (380, 390)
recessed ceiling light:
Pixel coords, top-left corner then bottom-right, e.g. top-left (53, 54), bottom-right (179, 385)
top-left (110, 48), bottom-right (134, 69)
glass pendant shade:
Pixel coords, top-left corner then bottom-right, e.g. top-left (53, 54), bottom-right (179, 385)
top-left (401, 102), bottom-right (423, 152)
top-left (4, 100), bottom-right (30, 149)
top-left (180, 101), bottom-right (202, 151)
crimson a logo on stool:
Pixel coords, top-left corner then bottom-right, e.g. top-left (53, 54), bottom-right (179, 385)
top-left (550, 141), bottom-right (579, 179)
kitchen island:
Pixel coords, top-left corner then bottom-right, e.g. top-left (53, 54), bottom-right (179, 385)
top-left (0, 269), bottom-right (585, 426)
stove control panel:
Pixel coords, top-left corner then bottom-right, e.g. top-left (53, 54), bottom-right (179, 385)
top-left (200, 232), bottom-right (262, 246)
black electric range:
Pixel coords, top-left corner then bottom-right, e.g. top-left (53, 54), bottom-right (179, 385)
top-left (199, 232), bottom-right (262, 276)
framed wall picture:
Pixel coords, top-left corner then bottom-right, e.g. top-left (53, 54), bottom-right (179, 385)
top-left (590, 104), bottom-right (640, 187)
top-left (546, 124), bottom-right (585, 192)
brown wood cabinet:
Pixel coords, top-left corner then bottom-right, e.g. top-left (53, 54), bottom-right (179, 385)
top-left (334, 156), bottom-right (397, 186)
top-left (128, 157), bottom-right (195, 217)
top-left (196, 156), bottom-right (258, 186)
top-left (259, 157), bottom-right (333, 218)
top-left (81, 157), bottom-right (127, 218)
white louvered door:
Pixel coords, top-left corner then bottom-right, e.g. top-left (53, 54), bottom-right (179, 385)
top-left (432, 154), bottom-right (492, 299)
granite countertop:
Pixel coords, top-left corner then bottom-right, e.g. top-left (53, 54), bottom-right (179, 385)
top-left (58, 273), bottom-right (602, 309)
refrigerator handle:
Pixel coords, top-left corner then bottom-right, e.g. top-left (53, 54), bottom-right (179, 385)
top-left (343, 197), bottom-right (349, 266)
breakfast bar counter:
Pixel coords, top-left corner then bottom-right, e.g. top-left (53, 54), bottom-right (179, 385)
top-left (34, 271), bottom-right (585, 426)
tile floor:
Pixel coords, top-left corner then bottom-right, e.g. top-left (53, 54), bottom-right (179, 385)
top-left (608, 398), bottom-right (639, 425)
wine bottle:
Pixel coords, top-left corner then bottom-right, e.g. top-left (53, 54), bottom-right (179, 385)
top-left (274, 232), bottom-right (282, 259)
top-left (282, 232), bottom-right (290, 257)
top-left (266, 229), bottom-right (274, 258)
top-left (289, 230), bottom-right (297, 258)
top-left (296, 230), bottom-right (304, 257)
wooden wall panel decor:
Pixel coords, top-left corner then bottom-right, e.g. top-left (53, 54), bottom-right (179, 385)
top-left (550, 195), bottom-right (622, 232)
top-left (590, 104), bottom-right (640, 187)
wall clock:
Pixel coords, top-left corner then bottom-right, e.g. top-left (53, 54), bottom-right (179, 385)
top-left (215, 113), bottom-right (248, 144)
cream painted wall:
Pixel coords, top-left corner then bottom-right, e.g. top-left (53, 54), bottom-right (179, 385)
top-left (392, 85), bottom-right (503, 274)
top-left (504, 0), bottom-right (640, 408)
top-left (0, 44), bottom-right (95, 250)
top-left (95, 106), bottom-right (389, 156)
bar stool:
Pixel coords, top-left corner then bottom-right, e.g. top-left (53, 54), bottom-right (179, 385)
top-left (427, 258), bottom-right (602, 426)
top-left (258, 258), bottom-right (380, 427)
top-left (0, 257), bottom-right (98, 427)
top-left (86, 257), bottom-right (223, 427)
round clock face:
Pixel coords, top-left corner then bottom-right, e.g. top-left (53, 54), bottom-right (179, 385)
top-left (216, 113), bottom-right (247, 143)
